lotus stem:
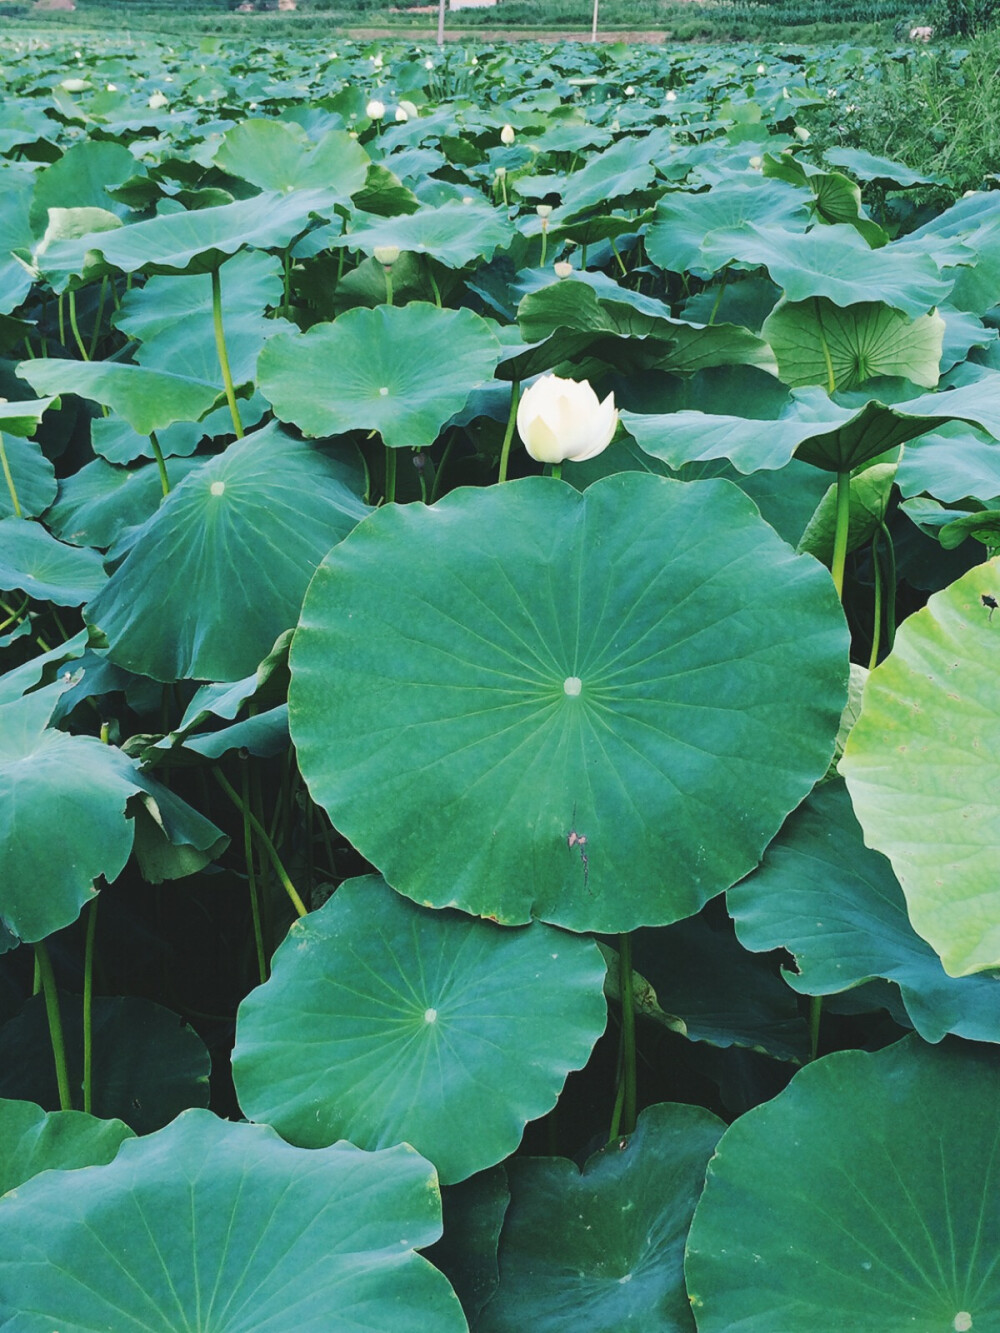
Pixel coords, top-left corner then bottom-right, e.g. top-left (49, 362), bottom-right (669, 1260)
top-left (149, 431), bottom-right (170, 497)
top-left (88, 276), bottom-right (108, 360)
top-left (83, 898), bottom-right (99, 1114)
top-left (68, 289), bottom-right (89, 361)
top-left (618, 931), bottom-right (638, 1135)
top-left (211, 266), bottom-right (245, 439)
top-left (708, 267), bottom-right (729, 326)
top-left (243, 765), bottom-right (268, 985)
top-left (869, 527), bottom-right (883, 670)
top-left (809, 995), bottom-right (822, 1062)
top-left (384, 446), bottom-right (397, 504)
top-left (814, 296), bottom-right (837, 395)
top-left (35, 939), bottom-right (73, 1111)
top-left (384, 264), bottom-right (394, 306)
top-left (498, 379), bottom-right (520, 483)
top-left (551, 463), bottom-right (562, 480)
top-left (879, 520), bottom-right (896, 652)
top-left (213, 768), bottom-right (307, 918)
top-left (831, 469), bottom-right (851, 600)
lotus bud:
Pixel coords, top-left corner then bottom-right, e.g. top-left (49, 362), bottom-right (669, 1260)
top-left (366, 99), bottom-right (386, 120)
top-left (554, 260), bottom-right (573, 278)
top-left (794, 125), bottom-right (810, 142)
top-left (756, 63), bottom-right (766, 74)
top-left (60, 77), bottom-right (89, 92)
top-left (517, 374), bottom-right (618, 465)
top-left (372, 53), bottom-right (384, 69)
top-left (536, 204), bottom-right (553, 218)
top-left (625, 85), bottom-right (635, 95)
top-left (748, 155), bottom-right (763, 170)
top-left (148, 90), bottom-right (169, 109)
top-left (500, 124), bottom-right (516, 145)
top-left (374, 246), bottom-right (400, 267)
top-left (495, 166), bottom-right (507, 178)
top-left (665, 89), bottom-right (677, 102)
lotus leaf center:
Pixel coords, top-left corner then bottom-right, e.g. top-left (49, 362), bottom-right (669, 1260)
top-left (424, 1008), bottom-right (438, 1024)
top-left (210, 481), bottom-right (225, 496)
top-left (563, 676), bottom-right (583, 696)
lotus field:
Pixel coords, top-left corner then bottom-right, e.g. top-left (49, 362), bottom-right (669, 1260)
top-left (1, 31), bottom-right (1000, 1330)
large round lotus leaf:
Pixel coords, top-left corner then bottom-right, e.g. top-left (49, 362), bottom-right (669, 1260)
top-left (258, 303), bottom-right (501, 449)
top-left (0, 683), bottom-right (140, 943)
top-left (0, 1108), bottom-right (466, 1333)
top-left (729, 780), bottom-right (1000, 1044)
top-left (841, 556), bottom-right (1000, 977)
top-left (47, 455), bottom-right (204, 550)
top-left (290, 474), bottom-right (848, 932)
top-left (0, 993), bottom-right (210, 1133)
top-left (319, 198), bottom-right (513, 268)
top-left (763, 299), bottom-right (945, 392)
top-left (233, 875), bottom-right (607, 1184)
top-left (646, 178), bottom-right (811, 275)
top-left (685, 1037), bottom-right (1000, 1332)
top-left (85, 422), bottom-right (368, 682)
top-left (17, 358), bottom-right (224, 436)
top-left (477, 1102), bottom-right (724, 1332)
top-left (213, 120), bottom-right (370, 195)
top-left (0, 1098), bottom-right (133, 1195)
top-left (38, 187), bottom-right (341, 285)
top-left (0, 516), bottom-right (106, 605)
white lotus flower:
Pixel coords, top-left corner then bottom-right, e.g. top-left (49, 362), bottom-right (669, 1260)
top-left (500, 123), bottom-right (515, 144)
top-left (148, 90), bottom-right (169, 109)
top-left (517, 375), bottom-right (618, 465)
top-left (366, 99), bottom-right (386, 120)
top-left (60, 77), bottom-right (89, 92)
top-left (625, 85), bottom-right (635, 95)
top-left (554, 261), bottom-right (573, 278)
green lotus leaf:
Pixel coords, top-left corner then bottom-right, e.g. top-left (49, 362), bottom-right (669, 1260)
top-left (762, 298), bottom-right (944, 391)
top-left (558, 134), bottom-right (660, 215)
top-left (0, 432), bottom-right (56, 521)
top-left (0, 517), bottom-right (106, 605)
top-left (114, 249), bottom-right (290, 387)
top-left (939, 508), bottom-right (1000, 550)
top-left (17, 358), bottom-right (225, 437)
top-left (38, 187), bottom-right (342, 286)
top-left (29, 139), bottom-right (137, 235)
top-left (308, 197), bottom-right (513, 267)
top-left (129, 770), bottom-right (229, 883)
top-left (646, 177), bottom-right (810, 276)
top-left (426, 1167), bottom-right (510, 1323)
top-left (0, 178), bottom-right (36, 314)
top-left (823, 147), bottom-right (948, 188)
top-left (0, 1098), bottom-right (133, 1196)
top-left (0, 395), bottom-right (58, 439)
top-left (478, 1102), bottom-right (725, 1332)
top-left (214, 118), bottom-right (370, 195)
top-left (233, 875), bottom-right (607, 1184)
top-left (46, 456), bottom-right (204, 550)
top-left (711, 222), bottom-right (952, 318)
top-left (840, 556), bottom-right (1000, 976)
top-left (630, 914), bottom-right (810, 1063)
top-left (166, 703), bottom-right (290, 760)
top-left (685, 1038), bottom-right (1000, 1332)
top-left (0, 628), bottom-right (88, 706)
top-left (258, 303), bottom-right (502, 449)
top-left (0, 993), bottom-right (210, 1133)
top-left (0, 1108), bottom-right (466, 1332)
top-left (289, 474), bottom-right (848, 932)
top-left (84, 423), bottom-right (369, 682)
top-left (895, 428), bottom-right (1000, 508)
top-left (0, 682), bottom-right (143, 942)
top-left (729, 780), bottom-right (1000, 1044)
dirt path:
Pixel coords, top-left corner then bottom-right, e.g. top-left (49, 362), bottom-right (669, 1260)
top-left (341, 25), bottom-right (673, 41)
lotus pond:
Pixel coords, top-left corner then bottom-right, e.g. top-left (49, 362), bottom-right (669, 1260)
top-left (0, 30), bottom-right (999, 1333)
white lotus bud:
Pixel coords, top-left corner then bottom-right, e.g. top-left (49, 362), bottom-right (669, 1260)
top-left (624, 85), bottom-right (635, 95)
top-left (665, 89), bottom-right (677, 102)
top-left (372, 53), bottom-right (384, 69)
top-left (374, 246), bottom-right (400, 266)
top-left (424, 58), bottom-right (434, 70)
top-left (748, 155), bottom-right (763, 170)
top-left (366, 99), bottom-right (386, 120)
top-left (494, 166), bottom-right (506, 178)
top-left (60, 77), bottom-right (89, 92)
top-left (517, 375), bottom-right (618, 465)
top-left (500, 124), bottom-right (515, 145)
top-left (536, 204), bottom-right (553, 218)
top-left (794, 125), bottom-right (810, 142)
top-left (106, 83), bottom-right (118, 91)
top-left (148, 90), bottom-right (169, 109)
top-left (757, 63), bottom-right (766, 74)
top-left (554, 261), bottom-right (573, 278)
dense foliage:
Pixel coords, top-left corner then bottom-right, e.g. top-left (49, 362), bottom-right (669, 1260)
top-left (0, 32), bottom-right (999, 1330)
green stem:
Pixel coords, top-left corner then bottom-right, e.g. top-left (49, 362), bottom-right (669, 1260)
top-left (282, 249), bottom-right (292, 308)
top-left (499, 173), bottom-right (508, 207)
top-left (0, 594), bottom-right (28, 633)
top-left (430, 430), bottom-right (456, 503)
top-left (608, 1047), bottom-right (627, 1142)
top-left (497, 379), bottom-right (520, 483)
top-left (35, 940), bottom-right (73, 1111)
top-left (58, 292), bottom-right (66, 348)
top-left (384, 265), bottom-right (394, 306)
top-left (83, 897), bottom-right (98, 1114)
top-left (551, 463), bottom-right (562, 480)
top-left (149, 431), bottom-right (170, 497)
top-left (830, 469), bottom-right (851, 600)
top-left (242, 765), bottom-right (268, 985)
top-left (809, 994), bottom-right (822, 1062)
top-left (68, 289), bottom-right (89, 361)
top-left (618, 931), bottom-right (638, 1136)
top-left (213, 768), bottom-right (307, 918)
top-left (383, 446), bottom-right (397, 504)
top-left (868, 527), bottom-right (883, 670)
top-left (814, 296), bottom-right (837, 395)
top-left (879, 520), bottom-right (896, 652)
top-left (426, 265), bottom-right (443, 308)
top-left (539, 226), bottom-right (548, 269)
top-left (610, 238), bottom-right (627, 277)
top-left (0, 431), bottom-right (22, 517)
top-left (708, 267), bottom-right (729, 325)
top-left (211, 266), bottom-right (244, 439)
top-left (88, 275), bottom-right (108, 360)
